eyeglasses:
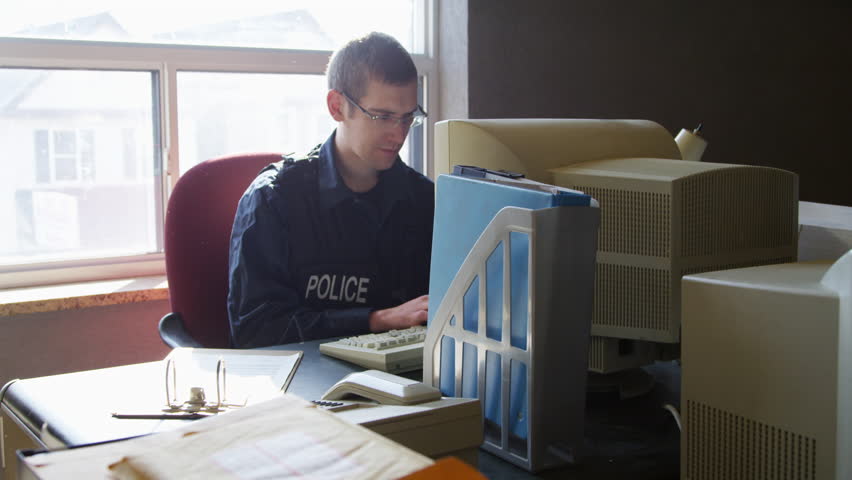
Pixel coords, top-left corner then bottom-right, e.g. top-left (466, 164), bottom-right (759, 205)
top-left (340, 91), bottom-right (427, 129)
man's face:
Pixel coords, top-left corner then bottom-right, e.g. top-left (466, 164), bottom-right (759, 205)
top-left (336, 78), bottom-right (418, 174)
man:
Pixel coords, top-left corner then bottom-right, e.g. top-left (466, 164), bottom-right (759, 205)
top-left (227, 32), bottom-right (434, 348)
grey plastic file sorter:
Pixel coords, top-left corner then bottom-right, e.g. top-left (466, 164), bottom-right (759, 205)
top-left (423, 202), bottom-right (600, 472)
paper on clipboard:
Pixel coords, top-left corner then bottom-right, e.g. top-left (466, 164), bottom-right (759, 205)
top-left (165, 348), bottom-right (302, 405)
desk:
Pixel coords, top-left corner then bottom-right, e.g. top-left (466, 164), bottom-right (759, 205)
top-left (1, 340), bottom-right (679, 479)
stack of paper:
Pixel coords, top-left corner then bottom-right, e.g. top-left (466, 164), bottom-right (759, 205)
top-left (23, 395), bottom-right (434, 479)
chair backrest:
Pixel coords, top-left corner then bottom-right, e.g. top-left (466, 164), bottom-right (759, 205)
top-left (164, 153), bottom-right (282, 348)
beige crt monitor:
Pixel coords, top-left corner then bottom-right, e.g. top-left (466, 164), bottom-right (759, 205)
top-left (435, 119), bottom-right (799, 374)
top-left (680, 250), bottom-right (852, 480)
top-left (433, 118), bottom-right (682, 181)
top-left (552, 157), bottom-right (799, 344)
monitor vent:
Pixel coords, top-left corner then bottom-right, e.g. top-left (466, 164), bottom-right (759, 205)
top-left (594, 264), bottom-right (670, 331)
top-left (588, 336), bottom-right (605, 371)
top-left (680, 168), bottom-right (797, 257)
top-left (685, 400), bottom-right (816, 480)
top-left (571, 186), bottom-right (671, 257)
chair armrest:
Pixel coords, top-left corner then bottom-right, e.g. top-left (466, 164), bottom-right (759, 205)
top-left (158, 312), bottom-right (204, 348)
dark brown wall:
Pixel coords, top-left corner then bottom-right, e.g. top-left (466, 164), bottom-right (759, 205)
top-left (466, 2), bottom-right (852, 206)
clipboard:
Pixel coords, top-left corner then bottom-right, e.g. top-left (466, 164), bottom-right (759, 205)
top-left (165, 348), bottom-right (303, 402)
top-left (112, 348), bottom-right (302, 419)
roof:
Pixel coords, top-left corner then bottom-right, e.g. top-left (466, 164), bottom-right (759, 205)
top-left (153, 9), bottom-right (333, 49)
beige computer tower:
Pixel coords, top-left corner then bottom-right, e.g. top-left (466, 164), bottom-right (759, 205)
top-left (680, 255), bottom-right (852, 480)
top-left (552, 157), bottom-right (799, 346)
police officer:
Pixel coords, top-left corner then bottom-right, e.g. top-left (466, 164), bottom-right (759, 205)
top-left (227, 32), bottom-right (434, 348)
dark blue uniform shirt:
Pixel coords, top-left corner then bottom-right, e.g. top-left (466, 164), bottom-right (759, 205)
top-left (227, 133), bottom-right (434, 348)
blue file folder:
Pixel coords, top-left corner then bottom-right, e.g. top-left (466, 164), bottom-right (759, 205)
top-left (428, 174), bottom-right (592, 326)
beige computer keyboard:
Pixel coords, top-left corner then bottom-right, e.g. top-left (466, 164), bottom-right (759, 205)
top-left (319, 325), bottom-right (427, 374)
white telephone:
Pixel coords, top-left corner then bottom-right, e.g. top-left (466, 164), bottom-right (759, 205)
top-left (321, 370), bottom-right (442, 406)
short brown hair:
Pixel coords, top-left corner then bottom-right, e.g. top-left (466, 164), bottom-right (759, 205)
top-left (326, 32), bottom-right (417, 101)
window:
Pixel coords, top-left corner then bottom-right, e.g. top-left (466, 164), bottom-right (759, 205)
top-left (35, 129), bottom-right (97, 183)
top-left (0, 1), bottom-right (436, 289)
top-left (2, 68), bottom-right (160, 273)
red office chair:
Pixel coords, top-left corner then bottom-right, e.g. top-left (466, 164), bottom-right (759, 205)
top-left (158, 153), bottom-right (283, 348)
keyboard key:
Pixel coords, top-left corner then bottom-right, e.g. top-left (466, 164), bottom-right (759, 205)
top-left (319, 325), bottom-right (427, 373)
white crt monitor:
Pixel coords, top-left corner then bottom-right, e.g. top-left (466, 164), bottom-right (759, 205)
top-left (435, 119), bottom-right (799, 374)
top-left (680, 250), bottom-right (852, 480)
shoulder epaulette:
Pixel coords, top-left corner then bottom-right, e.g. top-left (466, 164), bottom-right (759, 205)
top-left (305, 143), bottom-right (322, 161)
top-left (281, 144), bottom-right (322, 165)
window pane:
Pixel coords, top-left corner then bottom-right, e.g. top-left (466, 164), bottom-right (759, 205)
top-left (1, 1), bottom-right (420, 52)
top-left (398, 75), bottom-right (426, 172)
top-left (177, 72), bottom-right (424, 173)
top-left (53, 130), bottom-right (76, 155)
top-left (177, 72), bottom-right (336, 174)
top-left (0, 68), bottom-right (161, 266)
top-left (54, 156), bottom-right (77, 181)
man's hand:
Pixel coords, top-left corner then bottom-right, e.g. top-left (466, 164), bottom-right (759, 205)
top-left (369, 295), bottom-right (428, 332)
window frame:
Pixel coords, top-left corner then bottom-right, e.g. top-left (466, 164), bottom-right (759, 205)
top-left (0, 2), bottom-right (437, 289)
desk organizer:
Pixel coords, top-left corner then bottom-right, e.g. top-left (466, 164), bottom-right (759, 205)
top-left (424, 199), bottom-right (599, 472)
